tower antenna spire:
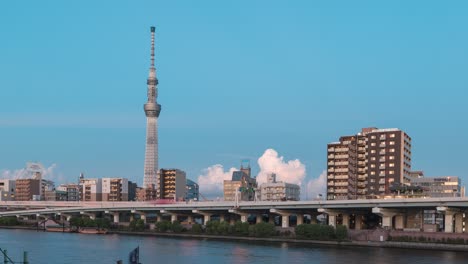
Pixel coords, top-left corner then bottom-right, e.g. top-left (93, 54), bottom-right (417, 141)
top-left (150, 26), bottom-right (155, 67)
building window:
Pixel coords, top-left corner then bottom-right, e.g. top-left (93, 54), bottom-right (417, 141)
top-left (371, 135), bottom-right (376, 139)
top-left (390, 148), bottom-right (395, 153)
top-left (371, 171), bottom-right (375, 175)
top-left (390, 134), bottom-right (395, 138)
top-left (389, 171), bottom-right (394, 175)
top-left (371, 142), bottom-right (376, 147)
top-left (371, 157), bottom-right (376, 161)
top-left (389, 156), bottom-right (395, 160)
top-left (371, 164), bottom-right (375, 168)
top-left (371, 150), bottom-right (376, 154)
top-left (389, 163), bottom-right (395, 167)
top-left (390, 141), bottom-right (395, 145)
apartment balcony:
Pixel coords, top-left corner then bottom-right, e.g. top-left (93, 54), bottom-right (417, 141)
top-left (357, 189), bottom-right (366, 194)
top-left (328, 188), bottom-right (335, 193)
top-left (358, 147), bottom-right (366, 152)
top-left (335, 168), bottom-right (348, 173)
top-left (379, 165), bottom-right (386, 170)
top-left (335, 161), bottom-right (348, 166)
top-left (358, 168), bottom-right (366, 173)
top-left (335, 189), bottom-right (348, 194)
top-left (327, 175), bottom-right (334, 179)
top-left (335, 182), bottom-right (348, 187)
top-left (358, 161), bottom-right (366, 166)
top-left (358, 154), bottom-right (365, 159)
top-left (327, 181), bottom-right (334, 186)
top-left (357, 175), bottom-right (367, 181)
top-left (379, 173), bottom-right (386, 177)
top-left (335, 175), bottom-right (348, 180)
top-left (379, 143), bottom-right (386, 148)
top-left (380, 135), bottom-right (386, 140)
top-left (328, 154), bottom-right (335, 159)
top-left (379, 180), bottom-right (385, 184)
top-left (379, 158), bottom-right (386, 162)
top-left (328, 148), bottom-right (335, 152)
top-left (327, 168), bottom-right (334, 172)
top-left (357, 182), bottom-right (366, 187)
top-left (335, 155), bottom-right (349, 159)
top-left (335, 147), bottom-right (349, 152)
top-left (379, 151), bottom-right (386, 155)
top-left (328, 161), bottom-right (335, 166)
top-left (379, 187), bottom-right (385, 192)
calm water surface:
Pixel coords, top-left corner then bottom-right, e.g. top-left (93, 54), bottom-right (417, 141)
top-left (1, 229), bottom-right (468, 264)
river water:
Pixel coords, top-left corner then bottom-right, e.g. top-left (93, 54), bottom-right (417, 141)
top-left (1, 229), bottom-right (467, 264)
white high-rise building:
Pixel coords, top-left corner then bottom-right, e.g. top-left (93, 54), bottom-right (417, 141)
top-left (143, 26), bottom-right (162, 189)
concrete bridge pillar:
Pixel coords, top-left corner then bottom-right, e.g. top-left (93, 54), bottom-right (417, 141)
top-left (113, 213), bottom-right (120, 223)
top-left (296, 214), bottom-right (304, 225)
top-left (342, 214), bottom-right (350, 228)
top-left (437, 207), bottom-right (460, 233)
top-left (219, 214), bottom-right (226, 223)
top-left (318, 209), bottom-right (338, 227)
top-left (256, 214), bottom-right (263, 224)
top-left (269, 209), bottom-right (291, 228)
top-left (57, 213), bottom-right (72, 222)
top-left (131, 210), bottom-right (147, 223)
top-left (372, 207), bottom-right (404, 229)
top-left (455, 214), bottom-right (463, 233)
top-left (187, 215), bottom-right (194, 224)
top-left (192, 210), bottom-right (212, 224)
top-left (228, 209), bottom-right (249, 223)
top-left (80, 212), bottom-right (96, 220)
top-left (268, 215), bottom-right (275, 225)
top-left (354, 215), bottom-right (363, 230)
top-left (171, 214), bottom-right (178, 223)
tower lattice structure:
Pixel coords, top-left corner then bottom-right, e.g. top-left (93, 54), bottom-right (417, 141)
top-left (143, 26), bottom-right (161, 189)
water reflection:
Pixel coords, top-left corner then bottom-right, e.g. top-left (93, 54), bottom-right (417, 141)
top-left (0, 230), bottom-right (467, 264)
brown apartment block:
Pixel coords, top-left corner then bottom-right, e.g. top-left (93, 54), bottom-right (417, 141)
top-left (15, 179), bottom-right (41, 201)
top-left (327, 127), bottom-right (411, 200)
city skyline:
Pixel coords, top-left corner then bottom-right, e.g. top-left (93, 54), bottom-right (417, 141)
top-left (1, 1), bottom-right (468, 198)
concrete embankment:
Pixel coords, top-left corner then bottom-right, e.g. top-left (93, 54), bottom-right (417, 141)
top-left (2, 226), bottom-right (467, 252)
top-left (109, 230), bottom-right (468, 252)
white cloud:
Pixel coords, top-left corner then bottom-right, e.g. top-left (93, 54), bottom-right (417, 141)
top-left (256, 149), bottom-right (306, 185)
top-left (0, 163), bottom-right (65, 183)
top-left (197, 164), bottom-right (236, 199)
top-left (304, 170), bottom-right (327, 200)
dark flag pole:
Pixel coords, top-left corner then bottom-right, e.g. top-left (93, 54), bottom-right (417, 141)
top-left (128, 246), bottom-right (140, 264)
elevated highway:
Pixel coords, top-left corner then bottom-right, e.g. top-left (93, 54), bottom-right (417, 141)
top-left (1, 197), bottom-right (467, 232)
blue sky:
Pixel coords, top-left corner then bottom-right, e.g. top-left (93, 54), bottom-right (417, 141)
top-left (1, 1), bottom-right (467, 191)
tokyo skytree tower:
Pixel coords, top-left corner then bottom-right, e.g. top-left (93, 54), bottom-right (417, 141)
top-left (143, 26), bottom-right (161, 188)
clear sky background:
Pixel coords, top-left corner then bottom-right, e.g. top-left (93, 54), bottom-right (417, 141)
top-left (1, 1), bottom-right (467, 196)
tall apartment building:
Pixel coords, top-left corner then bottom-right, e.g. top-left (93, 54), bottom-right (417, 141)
top-left (158, 169), bottom-right (187, 200)
top-left (15, 179), bottom-right (41, 201)
top-left (224, 163), bottom-right (257, 202)
top-left (102, 178), bottom-right (129, 201)
top-left (79, 178), bottom-right (102, 201)
top-left (327, 127), bottom-right (411, 200)
top-left (0, 180), bottom-right (16, 201)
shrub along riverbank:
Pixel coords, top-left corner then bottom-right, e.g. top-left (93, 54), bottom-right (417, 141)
top-left (123, 220), bottom-right (349, 241)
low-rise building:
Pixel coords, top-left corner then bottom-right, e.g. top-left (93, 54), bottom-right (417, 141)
top-left (186, 179), bottom-right (199, 201)
top-left (128, 181), bottom-right (137, 201)
top-left (56, 184), bottom-right (80, 201)
top-left (102, 178), bottom-right (129, 201)
top-left (79, 178), bottom-right (102, 201)
top-left (410, 176), bottom-right (463, 198)
top-left (15, 179), bottom-right (41, 201)
top-left (136, 187), bottom-right (157, 201)
top-left (44, 189), bottom-right (68, 201)
top-left (259, 173), bottom-right (300, 201)
top-left (0, 180), bottom-right (16, 201)
top-left (224, 163), bottom-right (257, 202)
